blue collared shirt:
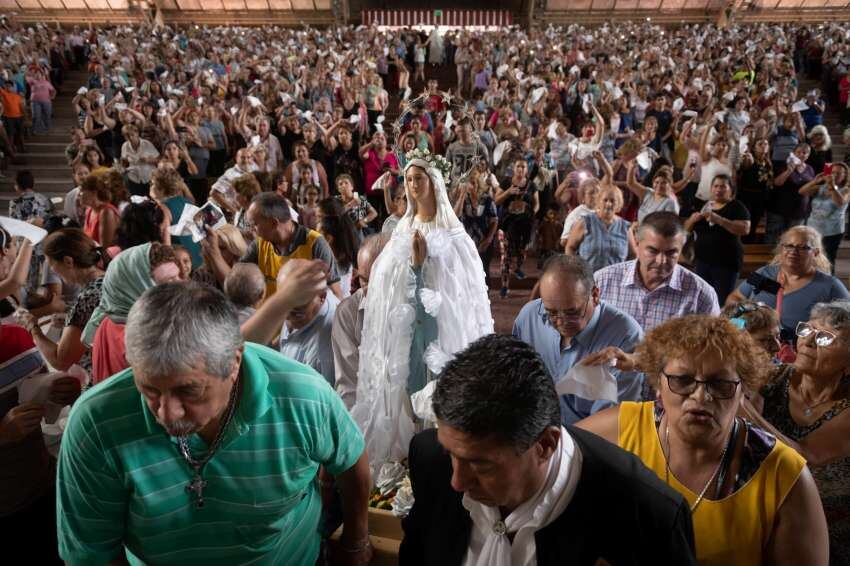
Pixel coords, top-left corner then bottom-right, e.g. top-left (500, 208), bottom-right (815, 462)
top-left (512, 299), bottom-right (644, 425)
top-left (279, 293), bottom-right (339, 386)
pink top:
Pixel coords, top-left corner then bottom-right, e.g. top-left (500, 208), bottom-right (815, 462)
top-left (91, 317), bottom-right (127, 385)
top-left (26, 78), bottom-right (55, 104)
top-left (362, 149), bottom-right (399, 196)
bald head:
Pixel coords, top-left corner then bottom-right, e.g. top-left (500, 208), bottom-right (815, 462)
top-left (224, 263), bottom-right (265, 308)
top-left (540, 255), bottom-right (595, 297)
top-left (356, 233), bottom-right (391, 293)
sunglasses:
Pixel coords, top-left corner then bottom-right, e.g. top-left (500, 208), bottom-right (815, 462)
top-left (662, 371), bottom-right (741, 400)
top-left (796, 322), bottom-right (837, 347)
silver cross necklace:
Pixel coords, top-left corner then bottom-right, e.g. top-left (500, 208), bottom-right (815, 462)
top-left (177, 376), bottom-right (241, 509)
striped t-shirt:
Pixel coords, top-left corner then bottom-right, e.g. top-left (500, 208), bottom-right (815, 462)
top-left (57, 342), bottom-right (365, 565)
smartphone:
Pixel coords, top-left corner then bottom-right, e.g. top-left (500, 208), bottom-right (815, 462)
top-left (824, 163), bottom-right (834, 176)
top-left (746, 272), bottom-right (781, 295)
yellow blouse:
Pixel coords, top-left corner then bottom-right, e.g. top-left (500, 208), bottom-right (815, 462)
top-left (618, 401), bottom-right (805, 566)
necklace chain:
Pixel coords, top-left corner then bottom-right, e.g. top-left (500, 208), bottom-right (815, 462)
top-left (664, 422), bottom-right (731, 514)
top-left (800, 383), bottom-right (839, 417)
top-left (177, 375), bottom-right (241, 508)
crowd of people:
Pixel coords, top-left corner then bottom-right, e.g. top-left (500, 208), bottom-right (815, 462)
top-left (1, 15), bottom-right (850, 565)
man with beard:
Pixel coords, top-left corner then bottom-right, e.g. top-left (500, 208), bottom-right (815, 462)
top-left (56, 280), bottom-right (372, 565)
top-left (512, 255), bottom-right (643, 425)
top-left (594, 212), bottom-right (720, 331)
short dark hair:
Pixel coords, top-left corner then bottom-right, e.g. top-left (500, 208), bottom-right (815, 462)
top-left (432, 334), bottom-right (561, 452)
top-left (15, 170), bottom-right (34, 191)
top-left (637, 211), bottom-right (685, 240)
top-left (541, 254), bottom-right (596, 297)
top-left (116, 201), bottom-right (166, 249)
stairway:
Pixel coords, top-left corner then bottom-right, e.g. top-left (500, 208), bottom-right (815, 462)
top-left (0, 69), bottom-right (87, 213)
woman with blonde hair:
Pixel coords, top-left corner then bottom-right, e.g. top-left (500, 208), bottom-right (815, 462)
top-left (577, 315), bottom-right (828, 566)
top-left (196, 224), bottom-right (248, 289)
top-left (807, 124), bottom-right (833, 175)
top-left (727, 225), bottom-right (849, 341)
top-left (565, 185), bottom-right (630, 273)
top-left (799, 162), bottom-right (850, 272)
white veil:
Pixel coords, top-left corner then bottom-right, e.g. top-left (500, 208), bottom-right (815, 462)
top-left (395, 158), bottom-right (462, 231)
top-left (351, 159), bottom-right (494, 475)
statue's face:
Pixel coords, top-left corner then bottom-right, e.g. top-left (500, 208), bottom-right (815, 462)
top-left (405, 166), bottom-right (434, 212)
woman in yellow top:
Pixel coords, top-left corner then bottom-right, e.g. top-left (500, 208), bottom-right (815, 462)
top-left (577, 315), bottom-right (828, 566)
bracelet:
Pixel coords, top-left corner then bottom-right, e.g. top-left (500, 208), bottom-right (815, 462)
top-left (340, 537), bottom-right (372, 554)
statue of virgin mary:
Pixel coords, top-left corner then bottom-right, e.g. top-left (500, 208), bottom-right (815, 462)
top-left (351, 149), bottom-right (493, 473)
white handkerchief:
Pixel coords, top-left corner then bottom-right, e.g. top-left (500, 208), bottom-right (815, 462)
top-left (672, 97), bottom-right (685, 112)
top-left (493, 140), bottom-right (511, 166)
top-left (791, 100), bottom-right (809, 113)
top-left (247, 95), bottom-right (262, 108)
top-left (0, 217), bottom-right (47, 244)
top-left (556, 364), bottom-right (618, 403)
top-left (410, 380), bottom-right (437, 423)
top-left (531, 86), bottom-right (547, 105)
top-left (682, 110), bottom-right (699, 118)
top-left (636, 149), bottom-right (653, 171)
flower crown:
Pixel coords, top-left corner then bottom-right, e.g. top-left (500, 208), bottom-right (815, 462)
top-left (405, 148), bottom-right (452, 179)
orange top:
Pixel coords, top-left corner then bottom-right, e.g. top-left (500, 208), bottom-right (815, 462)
top-left (0, 89), bottom-right (24, 118)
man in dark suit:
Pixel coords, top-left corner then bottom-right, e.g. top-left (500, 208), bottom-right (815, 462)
top-left (400, 334), bottom-right (696, 566)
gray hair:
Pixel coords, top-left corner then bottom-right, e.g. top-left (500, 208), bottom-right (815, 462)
top-left (250, 192), bottom-right (292, 223)
top-left (810, 300), bottom-right (850, 331)
top-left (358, 232), bottom-right (391, 267)
top-left (541, 254), bottom-right (596, 297)
top-left (224, 263), bottom-right (265, 309)
top-left (125, 282), bottom-right (244, 379)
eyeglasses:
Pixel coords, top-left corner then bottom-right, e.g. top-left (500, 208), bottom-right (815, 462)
top-left (662, 372), bottom-right (741, 400)
top-left (796, 322), bottom-right (838, 347)
top-left (539, 297), bottom-right (590, 325)
top-left (781, 244), bottom-right (814, 254)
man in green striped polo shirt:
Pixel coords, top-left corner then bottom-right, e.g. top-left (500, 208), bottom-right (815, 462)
top-left (56, 280), bottom-right (372, 565)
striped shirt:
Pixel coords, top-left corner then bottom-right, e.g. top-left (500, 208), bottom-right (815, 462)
top-left (594, 260), bottom-right (720, 331)
top-left (57, 342), bottom-right (365, 566)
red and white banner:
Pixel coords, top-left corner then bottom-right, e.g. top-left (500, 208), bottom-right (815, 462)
top-left (362, 10), bottom-right (513, 28)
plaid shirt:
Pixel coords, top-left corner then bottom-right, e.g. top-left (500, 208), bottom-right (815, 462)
top-left (594, 260), bottom-right (720, 331)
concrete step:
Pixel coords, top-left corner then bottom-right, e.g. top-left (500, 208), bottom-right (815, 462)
top-left (7, 152), bottom-right (70, 165)
top-left (18, 141), bottom-right (68, 152)
top-left (0, 177), bottom-right (70, 189)
top-left (6, 163), bottom-right (72, 173)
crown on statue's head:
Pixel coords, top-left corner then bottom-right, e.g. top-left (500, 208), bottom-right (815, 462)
top-left (405, 148), bottom-right (453, 179)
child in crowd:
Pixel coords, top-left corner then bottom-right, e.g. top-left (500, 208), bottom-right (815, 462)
top-left (537, 205), bottom-right (564, 269)
top-left (300, 185), bottom-right (320, 230)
